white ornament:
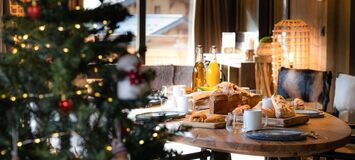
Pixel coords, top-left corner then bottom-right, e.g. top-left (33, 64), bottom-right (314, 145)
top-left (116, 54), bottom-right (149, 100)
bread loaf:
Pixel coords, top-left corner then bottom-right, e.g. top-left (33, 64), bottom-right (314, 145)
top-left (209, 92), bottom-right (231, 114)
top-left (228, 93), bottom-right (243, 109)
top-left (271, 95), bottom-right (295, 118)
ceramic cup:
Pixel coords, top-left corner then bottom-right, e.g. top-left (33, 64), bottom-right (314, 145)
top-left (243, 110), bottom-right (264, 131)
top-left (172, 85), bottom-right (185, 96)
top-left (175, 95), bottom-right (191, 113)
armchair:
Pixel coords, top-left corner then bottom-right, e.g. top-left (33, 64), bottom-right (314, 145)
top-left (276, 67), bottom-right (332, 111)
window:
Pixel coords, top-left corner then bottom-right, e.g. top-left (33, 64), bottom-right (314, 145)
top-left (84, 0), bottom-right (195, 66)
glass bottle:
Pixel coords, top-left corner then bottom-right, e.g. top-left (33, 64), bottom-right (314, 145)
top-left (206, 45), bottom-right (220, 87)
top-left (192, 45), bottom-right (206, 91)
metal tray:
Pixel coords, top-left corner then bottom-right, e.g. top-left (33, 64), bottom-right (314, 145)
top-left (245, 128), bottom-right (307, 141)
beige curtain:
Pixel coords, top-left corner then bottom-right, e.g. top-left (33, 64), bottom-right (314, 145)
top-left (194, 0), bottom-right (238, 53)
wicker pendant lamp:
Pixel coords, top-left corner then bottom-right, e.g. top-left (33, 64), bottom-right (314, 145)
top-left (272, 19), bottom-right (310, 86)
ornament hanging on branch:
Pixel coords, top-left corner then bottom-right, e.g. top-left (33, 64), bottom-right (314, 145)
top-left (27, 0), bottom-right (41, 20)
top-left (58, 96), bottom-right (73, 111)
top-left (116, 54), bottom-right (149, 100)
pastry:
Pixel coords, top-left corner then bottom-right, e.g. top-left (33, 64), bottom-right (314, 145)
top-left (204, 114), bottom-right (225, 123)
top-left (232, 104), bottom-right (251, 115)
top-left (261, 108), bottom-right (276, 118)
top-left (293, 98), bottom-right (305, 110)
top-left (271, 95), bottom-right (295, 118)
top-left (189, 110), bottom-right (207, 122)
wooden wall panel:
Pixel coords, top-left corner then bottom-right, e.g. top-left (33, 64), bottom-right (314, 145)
top-left (290, 0), bottom-right (327, 71)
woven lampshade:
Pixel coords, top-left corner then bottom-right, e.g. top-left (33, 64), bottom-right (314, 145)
top-left (272, 19), bottom-right (310, 86)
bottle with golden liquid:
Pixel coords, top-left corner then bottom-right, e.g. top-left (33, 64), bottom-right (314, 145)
top-left (192, 45), bottom-right (206, 91)
top-left (206, 45), bottom-right (220, 87)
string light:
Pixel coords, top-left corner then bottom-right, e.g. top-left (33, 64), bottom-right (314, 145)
top-left (108, 30), bottom-right (113, 34)
top-left (98, 55), bottom-right (103, 60)
top-left (52, 132), bottom-right (60, 138)
top-left (75, 6), bottom-right (81, 10)
top-left (107, 97), bottom-right (113, 103)
top-left (94, 92), bottom-right (101, 97)
top-left (19, 59), bottom-right (25, 64)
top-left (57, 26), bottom-right (64, 32)
top-left (155, 126), bottom-right (161, 131)
top-left (98, 82), bottom-right (103, 86)
top-left (34, 138), bottom-right (41, 144)
top-left (39, 25), bottom-right (46, 31)
top-left (45, 44), bottom-right (51, 48)
top-left (23, 34), bottom-right (29, 40)
top-left (126, 128), bottom-right (131, 132)
top-left (108, 58), bottom-right (114, 63)
top-left (93, 23), bottom-right (98, 29)
top-left (102, 20), bottom-right (108, 25)
top-left (94, 67), bottom-right (98, 73)
top-left (139, 140), bottom-right (144, 145)
top-left (34, 45), bottom-right (40, 51)
top-left (152, 133), bottom-right (158, 138)
top-left (63, 48), bottom-right (69, 53)
top-left (81, 54), bottom-right (86, 58)
top-left (105, 145), bottom-right (112, 151)
top-left (1, 94), bottom-right (6, 99)
top-left (20, 43), bottom-right (26, 48)
top-left (74, 24), bottom-right (81, 29)
top-left (12, 48), bottom-right (18, 54)
top-left (122, 138), bottom-right (126, 143)
top-left (38, 94), bottom-right (44, 99)
top-left (13, 36), bottom-right (19, 42)
top-left (17, 142), bottom-right (23, 147)
top-left (76, 90), bottom-right (82, 95)
top-left (22, 93), bottom-right (28, 98)
top-left (0, 150), bottom-right (6, 155)
top-left (10, 96), bottom-right (16, 102)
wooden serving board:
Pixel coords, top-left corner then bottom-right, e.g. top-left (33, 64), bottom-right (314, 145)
top-left (181, 121), bottom-right (226, 129)
top-left (235, 114), bottom-right (310, 127)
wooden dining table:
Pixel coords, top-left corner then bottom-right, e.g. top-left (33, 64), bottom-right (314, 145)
top-left (173, 113), bottom-right (351, 158)
top-left (130, 107), bottom-right (352, 158)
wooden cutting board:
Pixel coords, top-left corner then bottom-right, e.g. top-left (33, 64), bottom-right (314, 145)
top-left (181, 121), bottom-right (226, 129)
top-left (235, 114), bottom-right (310, 127)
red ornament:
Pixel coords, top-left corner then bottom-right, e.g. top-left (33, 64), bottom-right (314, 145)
top-left (27, 1), bottom-right (41, 20)
top-left (127, 71), bottom-right (144, 85)
top-left (59, 99), bottom-right (72, 110)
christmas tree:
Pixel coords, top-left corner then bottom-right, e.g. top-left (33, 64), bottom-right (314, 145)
top-left (0, 0), bottom-right (179, 159)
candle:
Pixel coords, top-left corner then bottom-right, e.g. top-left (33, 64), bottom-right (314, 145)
top-left (249, 38), bottom-right (255, 50)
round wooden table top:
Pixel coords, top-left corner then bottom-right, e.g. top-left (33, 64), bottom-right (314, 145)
top-left (173, 113), bottom-right (352, 157)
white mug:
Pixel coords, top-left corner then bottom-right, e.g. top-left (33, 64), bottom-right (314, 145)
top-left (243, 110), bottom-right (266, 131)
top-left (175, 95), bottom-right (191, 113)
top-left (172, 85), bottom-right (185, 96)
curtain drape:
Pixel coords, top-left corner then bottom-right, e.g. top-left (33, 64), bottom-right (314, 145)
top-left (194, 0), bottom-right (238, 53)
